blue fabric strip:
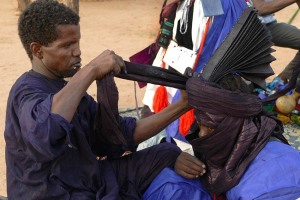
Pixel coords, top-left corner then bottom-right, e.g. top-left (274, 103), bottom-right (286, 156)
top-left (202, 0), bottom-right (224, 17)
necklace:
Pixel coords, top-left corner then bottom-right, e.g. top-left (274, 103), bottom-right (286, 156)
top-left (179, 0), bottom-right (192, 34)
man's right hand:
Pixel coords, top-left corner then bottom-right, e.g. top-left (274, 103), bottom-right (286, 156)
top-left (88, 49), bottom-right (125, 80)
top-left (174, 152), bottom-right (206, 179)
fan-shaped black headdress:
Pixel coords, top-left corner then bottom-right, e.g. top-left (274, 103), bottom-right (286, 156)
top-left (118, 7), bottom-right (275, 90)
top-left (200, 7), bottom-right (275, 89)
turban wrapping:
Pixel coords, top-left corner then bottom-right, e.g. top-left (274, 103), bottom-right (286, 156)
top-left (186, 76), bottom-right (263, 125)
top-left (185, 77), bottom-right (288, 195)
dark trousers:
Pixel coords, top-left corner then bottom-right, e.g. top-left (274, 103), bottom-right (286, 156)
top-left (109, 142), bottom-right (181, 199)
top-left (266, 22), bottom-right (300, 86)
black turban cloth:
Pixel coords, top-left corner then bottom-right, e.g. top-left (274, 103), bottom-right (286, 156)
top-left (185, 77), bottom-right (288, 195)
top-left (116, 61), bottom-right (189, 90)
top-left (91, 74), bottom-right (135, 159)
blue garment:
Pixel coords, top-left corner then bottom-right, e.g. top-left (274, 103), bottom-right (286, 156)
top-left (144, 142), bottom-right (300, 200)
top-left (227, 141), bottom-right (300, 200)
top-left (201, 0), bottom-right (224, 17)
top-left (143, 168), bottom-right (211, 200)
top-left (166, 0), bottom-right (247, 141)
top-left (194, 0), bottom-right (247, 73)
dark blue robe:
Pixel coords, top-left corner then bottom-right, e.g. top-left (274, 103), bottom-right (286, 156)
top-left (5, 70), bottom-right (180, 199)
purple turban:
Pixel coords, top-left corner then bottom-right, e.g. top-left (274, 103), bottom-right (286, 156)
top-left (186, 77), bottom-right (262, 118)
top-left (185, 77), bottom-right (287, 195)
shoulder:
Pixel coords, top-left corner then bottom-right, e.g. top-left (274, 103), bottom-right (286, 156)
top-left (11, 71), bottom-right (49, 92)
top-left (7, 71), bottom-right (66, 107)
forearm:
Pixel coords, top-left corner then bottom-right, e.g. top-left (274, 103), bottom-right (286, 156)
top-left (133, 100), bottom-right (191, 144)
top-left (51, 65), bottom-right (96, 122)
top-left (252, 0), bottom-right (297, 15)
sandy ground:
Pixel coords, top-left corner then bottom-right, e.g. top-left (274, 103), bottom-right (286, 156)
top-left (0, 0), bottom-right (299, 196)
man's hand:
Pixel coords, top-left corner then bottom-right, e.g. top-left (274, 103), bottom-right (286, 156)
top-left (88, 49), bottom-right (125, 80)
top-left (178, 90), bottom-right (192, 110)
top-left (175, 152), bottom-right (206, 179)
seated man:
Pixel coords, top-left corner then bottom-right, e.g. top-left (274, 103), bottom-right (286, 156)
top-left (144, 74), bottom-right (300, 199)
top-left (4, 0), bottom-right (206, 199)
top-left (185, 74), bottom-right (300, 199)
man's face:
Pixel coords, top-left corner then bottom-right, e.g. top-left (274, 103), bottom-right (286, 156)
top-left (195, 111), bottom-right (222, 138)
top-left (41, 24), bottom-right (81, 78)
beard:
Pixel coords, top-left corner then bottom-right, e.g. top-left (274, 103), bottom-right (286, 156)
top-left (41, 59), bottom-right (81, 79)
top-left (62, 67), bottom-right (80, 78)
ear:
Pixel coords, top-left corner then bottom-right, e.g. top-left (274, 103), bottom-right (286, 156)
top-left (30, 42), bottom-right (43, 59)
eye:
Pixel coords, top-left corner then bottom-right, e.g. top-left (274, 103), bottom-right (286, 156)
top-left (65, 42), bottom-right (72, 48)
top-left (207, 126), bottom-right (214, 133)
top-left (203, 125), bottom-right (214, 133)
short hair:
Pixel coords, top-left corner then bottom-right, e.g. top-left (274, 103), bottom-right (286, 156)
top-left (18, 0), bottom-right (80, 60)
top-left (217, 74), bottom-right (254, 94)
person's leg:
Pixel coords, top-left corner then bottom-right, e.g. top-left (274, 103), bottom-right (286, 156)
top-left (266, 22), bottom-right (300, 80)
top-left (109, 143), bottom-right (181, 199)
top-left (267, 22), bottom-right (300, 49)
top-left (296, 78), bottom-right (300, 92)
top-left (278, 51), bottom-right (300, 81)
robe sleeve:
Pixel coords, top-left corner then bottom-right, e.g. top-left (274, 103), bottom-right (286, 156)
top-left (15, 85), bottom-right (75, 162)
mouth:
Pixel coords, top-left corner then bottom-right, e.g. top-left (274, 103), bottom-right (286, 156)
top-left (71, 60), bottom-right (82, 70)
top-left (63, 60), bottom-right (82, 78)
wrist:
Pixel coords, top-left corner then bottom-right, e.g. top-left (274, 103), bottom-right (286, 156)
top-left (86, 62), bottom-right (104, 80)
top-left (174, 99), bottom-right (191, 111)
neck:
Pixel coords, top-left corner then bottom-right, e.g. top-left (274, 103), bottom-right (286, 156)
top-left (32, 59), bottom-right (63, 80)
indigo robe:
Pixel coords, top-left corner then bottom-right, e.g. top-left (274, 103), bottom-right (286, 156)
top-left (5, 70), bottom-right (180, 199)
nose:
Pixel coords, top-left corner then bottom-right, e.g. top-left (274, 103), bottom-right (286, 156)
top-left (198, 128), bottom-right (207, 138)
top-left (73, 43), bottom-right (81, 57)
top-left (198, 125), bottom-right (214, 138)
